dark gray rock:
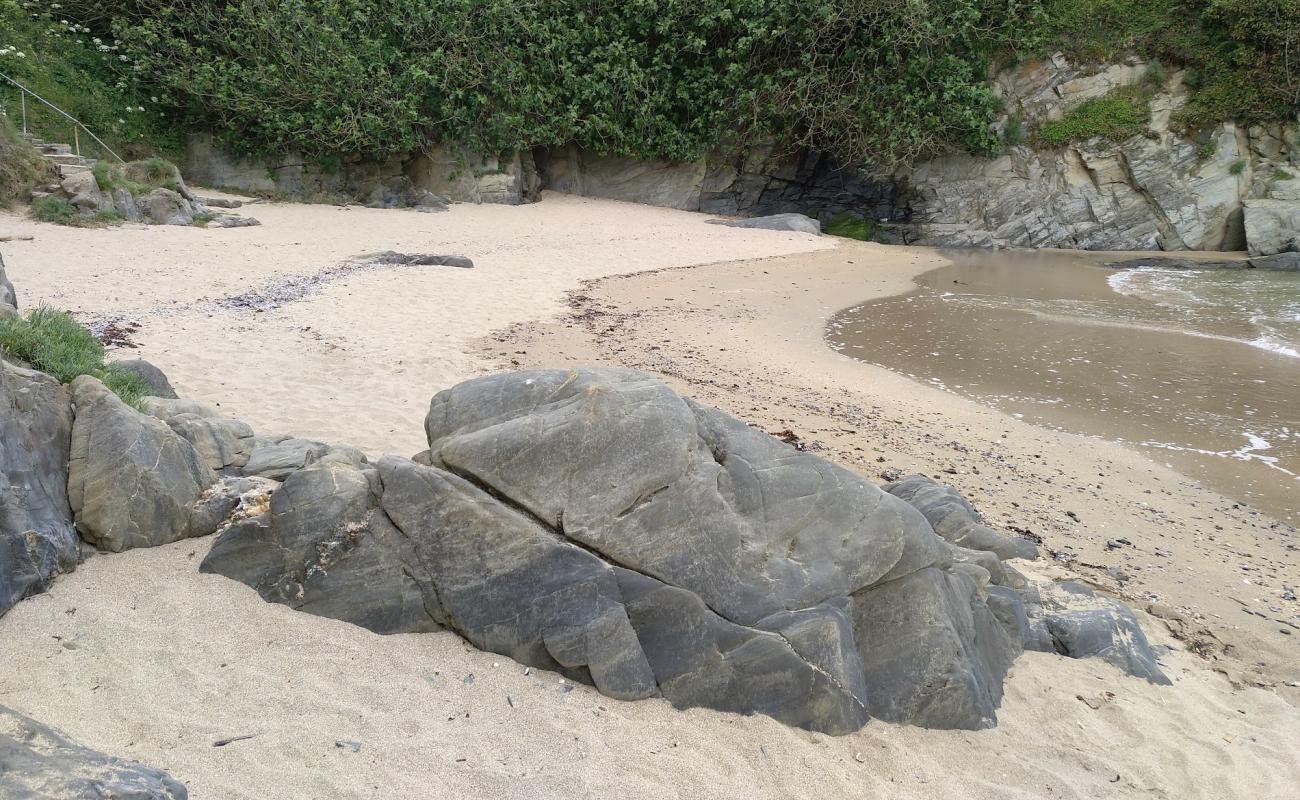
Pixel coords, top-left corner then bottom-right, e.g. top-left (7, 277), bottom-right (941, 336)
top-left (1248, 252), bottom-right (1300, 271)
top-left (424, 369), bottom-right (946, 626)
top-left (200, 368), bottom-right (1165, 733)
top-left (886, 475), bottom-right (1039, 561)
top-left (0, 704), bottom-right (187, 799)
top-left (707, 213), bottom-right (821, 235)
top-left (113, 359), bottom-right (177, 399)
top-left (1036, 582), bottom-right (1170, 684)
top-left (0, 251), bottom-right (17, 310)
top-left (615, 568), bottom-right (868, 732)
top-left (67, 376), bottom-right (216, 552)
top-left (853, 567), bottom-right (1016, 728)
top-left (203, 460), bottom-right (436, 635)
top-left (1, 359), bottom-right (78, 618)
top-left (1105, 257), bottom-right (1248, 270)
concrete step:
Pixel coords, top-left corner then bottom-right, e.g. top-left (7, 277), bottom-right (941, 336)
top-left (45, 153), bottom-right (91, 165)
top-left (40, 143), bottom-right (72, 155)
top-left (57, 164), bottom-right (92, 176)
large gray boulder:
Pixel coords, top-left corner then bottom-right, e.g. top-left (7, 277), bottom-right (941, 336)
top-left (1244, 199), bottom-right (1300, 256)
top-left (708, 213), bottom-right (821, 235)
top-left (0, 705), bottom-right (187, 799)
top-left (137, 188), bottom-right (194, 226)
top-left (201, 368), bottom-right (1166, 733)
top-left (0, 360), bottom-right (78, 617)
top-left (67, 376), bottom-right (217, 552)
top-left (205, 369), bottom-right (1031, 732)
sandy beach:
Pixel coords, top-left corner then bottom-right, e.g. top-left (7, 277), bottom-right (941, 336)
top-left (1, 196), bottom-right (1298, 798)
top-left (0, 192), bottom-right (833, 456)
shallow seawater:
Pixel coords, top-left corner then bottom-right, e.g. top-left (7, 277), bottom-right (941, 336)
top-left (828, 250), bottom-right (1300, 525)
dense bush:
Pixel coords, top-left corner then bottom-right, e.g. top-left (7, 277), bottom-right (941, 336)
top-left (0, 306), bottom-right (154, 406)
top-left (94, 0), bottom-right (1039, 167)
top-left (0, 0), bottom-right (178, 159)
top-left (9, 0), bottom-right (1299, 169)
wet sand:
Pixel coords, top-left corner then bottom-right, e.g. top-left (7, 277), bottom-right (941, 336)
top-left (828, 249), bottom-right (1300, 526)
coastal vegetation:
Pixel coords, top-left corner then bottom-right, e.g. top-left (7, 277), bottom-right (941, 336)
top-left (1, 0), bottom-right (1297, 168)
top-left (0, 306), bottom-right (153, 405)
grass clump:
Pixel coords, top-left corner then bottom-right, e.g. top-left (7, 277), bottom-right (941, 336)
top-left (1273, 168), bottom-right (1295, 181)
top-left (31, 195), bottom-right (123, 227)
top-left (92, 157), bottom-right (183, 196)
top-left (0, 306), bottom-right (153, 406)
top-left (0, 115), bottom-right (52, 205)
top-left (823, 213), bottom-right (875, 241)
top-left (1036, 88), bottom-right (1149, 146)
top-left (1229, 159), bottom-right (1248, 175)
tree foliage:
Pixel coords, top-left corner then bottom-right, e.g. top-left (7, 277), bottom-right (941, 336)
top-left (95, 0), bottom-right (1037, 166)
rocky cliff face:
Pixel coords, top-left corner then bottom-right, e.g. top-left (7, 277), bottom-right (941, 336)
top-left (903, 55), bottom-right (1300, 252)
top-left (183, 54), bottom-right (1298, 252)
top-left (184, 133), bottom-right (541, 206)
top-left (536, 55), bottom-right (1299, 254)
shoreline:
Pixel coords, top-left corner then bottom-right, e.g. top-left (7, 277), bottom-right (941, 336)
top-left (482, 241), bottom-right (1299, 695)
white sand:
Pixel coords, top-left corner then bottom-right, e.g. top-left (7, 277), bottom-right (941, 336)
top-left (1, 199), bottom-right (1297, 798)
top-left (1, 540), bottom-right (1297, 800)
top-left (0, 192), bottom-right (831, 456)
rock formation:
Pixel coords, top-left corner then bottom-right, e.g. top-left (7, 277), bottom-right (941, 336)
top-left (67, 376), bottom-right (217, 551)
top-left (0, 270), bottom-right (1171, 734)
top-left (0, 705), bottom-right (187, 799)
top-left (0, 359), bottom-right (78, 618)
top-left (33, 161), bottom-right (259, 228)
top-left (200, 368), bottom-right (1168, 733)
top-left (114, 358), bottom-right (178, 398)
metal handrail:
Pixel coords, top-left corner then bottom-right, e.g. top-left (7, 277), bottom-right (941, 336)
top-left (0, 72), bottom-right (125, 164)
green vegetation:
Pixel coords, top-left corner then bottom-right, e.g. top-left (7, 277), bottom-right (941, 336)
top-left (30, 194), bottom-right (124, 226)
top-left (0, 0), bottom-right (177, 159)
top-left (0, 113), bottom-right (50, 204)
top-left (0, 306), bottom-right (153, 406)
top-left (823, 213), bottom-right (874, 241)
top-left (3, 0), bottom-right (1296, 171)
top-left (1229, 159), bottom-right (1248, 175)
top-left (1036, 87), bottom-right (1150, 145)
top-left (92, 156), bottom-right (183, 194)
top-left (1274, 168), bottom-right (1296, 180)
top-left (30, 194), bottom-right (76, 223)
top-left (87, 0), bottom-right (1041, 167)
top-left (1041, 0), bottom-right (1300, 131)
